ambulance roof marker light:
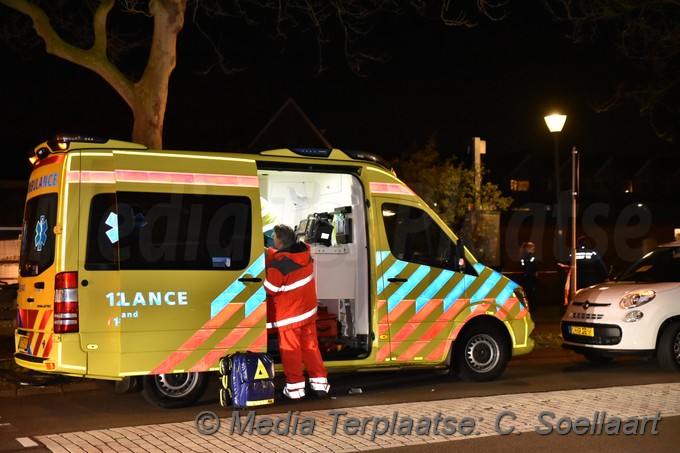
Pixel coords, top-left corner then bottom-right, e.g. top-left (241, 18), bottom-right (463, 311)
top-left (48, 134), bottom-right (108, 152)
top-left (344, 149), bottom-right (393, 171)
top-left (287, 147), bottom-right (393, 171)
top-left (290, 147), bottom-right (332, 158)
top-left (28, 134), bottom-right (109, 165)
top-left (27, 146), bottom-right (49, 165)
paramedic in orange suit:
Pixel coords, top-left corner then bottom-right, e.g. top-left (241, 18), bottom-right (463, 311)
top-left (264, 224), bottom-right (330, 399)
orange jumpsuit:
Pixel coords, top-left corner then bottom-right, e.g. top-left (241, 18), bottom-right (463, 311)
top-left (264, 242), bottom-right (329, 399)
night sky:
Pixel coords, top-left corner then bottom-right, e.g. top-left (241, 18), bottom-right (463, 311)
top-left (0, 2), bottom-right (675, 183)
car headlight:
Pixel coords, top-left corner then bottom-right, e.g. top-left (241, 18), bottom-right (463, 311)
top-left (619, 289), bottom-right (656, 309)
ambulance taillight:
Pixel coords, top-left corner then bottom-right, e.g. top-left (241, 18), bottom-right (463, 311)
top-left (54, 272), bottom-right (79, 333)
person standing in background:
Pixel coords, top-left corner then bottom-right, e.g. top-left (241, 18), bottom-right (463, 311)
top-left (520, 241), bottom-right (539, 304)
top-left (574, 236), bottom-right (609, 289)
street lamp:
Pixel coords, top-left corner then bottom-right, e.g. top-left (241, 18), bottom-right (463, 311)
top-left (544, 113), bottom-right (567, 260)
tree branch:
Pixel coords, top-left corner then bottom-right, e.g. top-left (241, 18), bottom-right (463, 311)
top-left (0, 0), bottom-right (135, 107)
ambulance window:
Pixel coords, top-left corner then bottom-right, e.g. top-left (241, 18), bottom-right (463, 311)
top-left (86, 192), bottom-right (252, 271)
top-left (381, 203), bottom-right (461, 271)
top-left (85, 193), bottom-right (117, 269)
top-left (19, 194), bottom-right (57, 277)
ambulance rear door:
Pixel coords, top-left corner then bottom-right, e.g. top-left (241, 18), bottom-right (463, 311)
top-left (16, 153), bottom-right (74, 371)
top-left (77, 149), bottom-right (265, 379)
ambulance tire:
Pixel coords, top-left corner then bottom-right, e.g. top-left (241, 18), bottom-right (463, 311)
top-left (454, 323), bottom-right (509, 382)
top-left (141, 372), bottom-right (209, 408)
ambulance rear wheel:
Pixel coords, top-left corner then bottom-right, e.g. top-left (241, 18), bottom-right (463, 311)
top-left (455, 324), bottom-right (509, 382)
top-left (142, 372), bottom-right (208, 408)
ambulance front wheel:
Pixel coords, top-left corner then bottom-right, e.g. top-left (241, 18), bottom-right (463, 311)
top-left (454, 323), bottom-right (509, 382)
top-left (141, 372), bottom-right (209, 408)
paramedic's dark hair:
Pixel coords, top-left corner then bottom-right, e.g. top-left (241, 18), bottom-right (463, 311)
top-left (274, 224), bottom-right (295, 248)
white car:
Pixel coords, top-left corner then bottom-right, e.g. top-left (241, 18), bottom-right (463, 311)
top-left (561, 241), bottom-right (680, 371)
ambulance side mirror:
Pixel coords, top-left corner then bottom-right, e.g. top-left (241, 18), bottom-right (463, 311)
top-left (454, 238), bottom-right (465, 272)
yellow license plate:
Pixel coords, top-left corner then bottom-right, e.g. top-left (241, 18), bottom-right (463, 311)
top-left (569, 325), bottom-right (595, 337)
top-left (18, 335), bottom-right (29, 351)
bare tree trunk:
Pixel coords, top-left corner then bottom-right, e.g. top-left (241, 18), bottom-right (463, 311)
top-left (0, 0), bottom-right (187, 150)
top-left (131, 0), bottom-right (187, 149)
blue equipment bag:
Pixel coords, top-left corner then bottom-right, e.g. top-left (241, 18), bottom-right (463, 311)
top-left (219, 352), bottom-right (275, 408)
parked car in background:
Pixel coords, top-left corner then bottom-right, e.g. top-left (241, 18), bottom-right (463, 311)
top-left (561, 241), bottom-right (680, 371)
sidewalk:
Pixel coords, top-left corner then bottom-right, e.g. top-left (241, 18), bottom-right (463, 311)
top-left (33, 383), bottom-right (680, 452)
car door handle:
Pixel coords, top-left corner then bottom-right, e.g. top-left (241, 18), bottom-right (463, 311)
top-left (387, 277), bottom-right (408, 283)
top-left (34, 282), bottom-right (45, 289)
top-left (238, 277), bottom-right (262, 283)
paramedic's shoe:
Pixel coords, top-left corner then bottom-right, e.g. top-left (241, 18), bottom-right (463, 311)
top-left (309, 377), bottom-right (330, 398)
top-left (283, 382), bottom-right (306, 400)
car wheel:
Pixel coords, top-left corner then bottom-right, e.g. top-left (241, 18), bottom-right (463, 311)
top-left (455, 323), bottom-right (509, 382)
top-left (657, 322), bottom-right (680, 372)
top-left (141, 372), bottom-right (209, 408)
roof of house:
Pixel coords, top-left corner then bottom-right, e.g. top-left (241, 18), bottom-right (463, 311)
top-left (248, 98), bottom-right (331, 152)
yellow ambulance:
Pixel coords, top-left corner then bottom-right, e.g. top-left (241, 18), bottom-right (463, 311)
top-left (16, 135), bottom-right (534, 407)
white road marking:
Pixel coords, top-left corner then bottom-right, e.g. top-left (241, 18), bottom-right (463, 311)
top-left (16, 437), bottom-right (39, 447)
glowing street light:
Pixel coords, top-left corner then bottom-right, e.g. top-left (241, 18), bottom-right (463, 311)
top-left (545, 113), bottom-right (567, 260)
top-left (544, 114), bottom-right (567, 133)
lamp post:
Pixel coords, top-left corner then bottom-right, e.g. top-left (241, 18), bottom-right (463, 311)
top-left (570, 146), bottom-right (578, 299)
top-left (544, 114), bottom-right (567, 260)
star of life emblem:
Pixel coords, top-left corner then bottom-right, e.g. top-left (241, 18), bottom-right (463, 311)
top-left (34, 215), bottom-right (48, 252)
